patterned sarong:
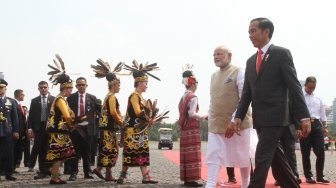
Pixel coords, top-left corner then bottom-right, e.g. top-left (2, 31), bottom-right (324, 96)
top-left (97, 130), bottom-right (119, 167)
top-left (46, 133), bottom-right (76, 163)
top-left (178, 93), bottom-right (202, 181)
top-left (121, 127), bottom-right (150, 167)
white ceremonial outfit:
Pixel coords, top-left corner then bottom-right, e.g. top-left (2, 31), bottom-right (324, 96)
top-left (205, 64), bottom-right (257, 188)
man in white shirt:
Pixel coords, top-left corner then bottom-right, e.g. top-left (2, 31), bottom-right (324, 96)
top-left (300, 76), bottom-right (329, 184)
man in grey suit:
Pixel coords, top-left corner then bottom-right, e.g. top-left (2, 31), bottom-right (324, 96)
top-left (230, 18), bottom-right (311, 188)
top-left (27, 81), bottom-right (55, 179)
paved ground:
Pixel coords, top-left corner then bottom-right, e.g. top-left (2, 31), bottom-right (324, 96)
top-left (1, 141), bottom-right (335, 187)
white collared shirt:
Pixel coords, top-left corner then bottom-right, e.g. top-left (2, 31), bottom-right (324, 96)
top-left (40, 94), bottom-right (49, 103)
top-left (303, 89), bottom-right (327, 121)
top-left (259, 42), bottom-right (272, 57)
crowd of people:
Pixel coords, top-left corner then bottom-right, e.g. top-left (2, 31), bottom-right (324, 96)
top-left (0, 17), bottom-right (332, 187)
top-left (0, 56), bottom-right (165, 184)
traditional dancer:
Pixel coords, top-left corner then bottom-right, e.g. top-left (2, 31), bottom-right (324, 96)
top-left (45, 54), bottom-right (76, 184)
top-left (91, 59), bottom-right (125, 181)
top-left (117, 60), bottom-right (168, 184)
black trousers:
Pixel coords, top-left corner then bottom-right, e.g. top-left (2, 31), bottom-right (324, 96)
top-left (249, 126), bottom-right (299, 188)
top-left (299, 120), bottom-right (325, 179)
top-left (0, 135), bottom-right (14, 175)
top-left (68, 128), bottom-right (91, 175)
top-left (28, 122), bottom-right (49, 174)
top-left (272, 124), bottom-right (299, 179)
top-left (13, 134), bottom-right (30, 167)
top-left (13, 136), bottom-right (24, 167)
top-left (88, 135), bottom-right (98, 166)
top-left (23, 136), bottom-right (31, 166)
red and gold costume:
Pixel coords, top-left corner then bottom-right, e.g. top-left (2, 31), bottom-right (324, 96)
top-left (46, 95), bottom-right (76, 163)
top-left (97, 92), bottom-right (123, 167)
top-left (121, 91), bottom-right (150, 167)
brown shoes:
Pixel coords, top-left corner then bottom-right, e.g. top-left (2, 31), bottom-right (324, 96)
top-left (50, 178), bottom-right (66, 184)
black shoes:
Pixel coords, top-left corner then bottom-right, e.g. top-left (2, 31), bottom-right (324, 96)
top-left (317, 178), bottom-right (330, 184)
top-left (68, 174), bottom-right (77, 181)
top-left (5, 175), bottom-right (17, 181)
top-left (306, 177), bottom-right (316, 184)
top-left (84, 174), bottom-right (94, 179)
top-left (92, 169), bottom-right (104, 180)
top-left (33, 173), bottom-right (48, 180)
top-left (297, 178), bottom-right (302, 184)
top-left (184, 181), bottom-right (203, 187)
top-left (142, 179), bottom-right (158, 184)
top-left (228, 177), bottom-right (237, 184)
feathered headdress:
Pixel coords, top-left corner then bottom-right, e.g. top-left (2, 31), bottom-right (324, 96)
top-left (134, 99), bottom-right (169, 134)
top-left (123, 60), bottom-right (160, 82)
top-left (91, 58), bottom-right (124, 84)
top-left (47, 54), bottom-right (73, 89)
top-left (182, 64), bottom-right (197, 86)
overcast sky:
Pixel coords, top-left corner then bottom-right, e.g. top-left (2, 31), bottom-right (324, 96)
top-left (1, 0), bottom-right (335, 123)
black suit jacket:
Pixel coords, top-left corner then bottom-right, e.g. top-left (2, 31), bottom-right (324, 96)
top-left (14, 100), bottom-right (28, 136)
top-left (236, 44), bottom-right (310, 128)
top-left (67, 92), bottom-right (98, 136)
top-left (28, 95), bottom-right (55, 131)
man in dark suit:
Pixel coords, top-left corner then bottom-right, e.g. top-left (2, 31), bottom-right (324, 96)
top-left (66, 77), bottom-right (97, 180)
top-left (0, 79), bottom-right (19, 181)
top-left (13, 89), bottom-right (30, 169)
top-left (27, 81), bottom-right (55, 179)
top-left (230, 18), bottom-right (311, 188)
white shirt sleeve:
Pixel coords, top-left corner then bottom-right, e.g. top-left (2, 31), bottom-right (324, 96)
top-left (320, 99), bottom-right (327, 122)
top-left (188, 96), bottom-right (202, 119)
top-left (231, 69), bottom-right (245, 121)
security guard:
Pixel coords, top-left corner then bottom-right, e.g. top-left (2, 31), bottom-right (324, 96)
top-left (300, 76), bottom-right (329, 184)
top-left (0, 79), bottom-right (19, 181)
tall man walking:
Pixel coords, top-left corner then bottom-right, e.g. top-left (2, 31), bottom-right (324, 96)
top-left (232, 17), bottom-right (311, 188)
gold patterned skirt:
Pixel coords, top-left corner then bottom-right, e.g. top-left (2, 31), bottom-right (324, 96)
top-left (121, 127), bottom-right (150, 167)
top-left (97, 130), bottom-right (119, 167)
top-left (46, 133), bottom-right (76, 163)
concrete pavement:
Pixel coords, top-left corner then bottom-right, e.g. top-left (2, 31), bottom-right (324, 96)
top-left (1, 141), bottom-right (335, 187)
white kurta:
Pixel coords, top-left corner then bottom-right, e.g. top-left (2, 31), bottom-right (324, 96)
top-left (205, 69), bottom-right (258, 167)
top-left (205, 128), bottom-right (257, 167)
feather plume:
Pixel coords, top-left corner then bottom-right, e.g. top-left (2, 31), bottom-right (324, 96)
top-left (47, 54), bottom-right (67, 85)
top-left (124, 60), bottom-right (161, 81)
top-left (91, 58), bottom-right (124, 79)
top-left (134, 99), bottom-right (169, 134)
